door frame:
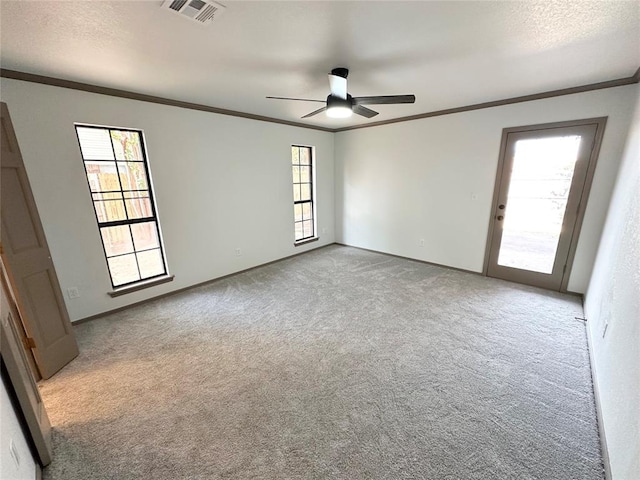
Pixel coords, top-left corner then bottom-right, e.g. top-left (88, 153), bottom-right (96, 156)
top-left (482, 117), bottom-right (607, 292)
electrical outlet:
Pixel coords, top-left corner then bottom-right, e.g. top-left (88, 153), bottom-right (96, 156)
top-left (67, 287), bottom-right (80, 299)
top-left (9, 439), bottom-right (20, 467)
top-left (235, 248), bottom-right (242, 256)
top-left (419, 239), bottom-right (425, 247)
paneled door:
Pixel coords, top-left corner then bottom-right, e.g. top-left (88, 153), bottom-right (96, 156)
top-left (1, 102), bottom-right (79, 379)
top-left (1, 258), bottom-right (53, 467)
top-left (485, 118), bottom-right (606, 291)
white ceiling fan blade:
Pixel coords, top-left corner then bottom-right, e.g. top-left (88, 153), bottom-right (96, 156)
top-left (328, 74), bottom-right (347, 100)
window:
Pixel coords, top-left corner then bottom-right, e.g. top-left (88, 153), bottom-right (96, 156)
top-left (292, 145), bottom-right (315, 242)
top-left (75, 125), bottom-right (168, 288)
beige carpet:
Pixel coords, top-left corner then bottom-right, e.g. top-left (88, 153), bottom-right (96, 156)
top-left (40, 245), bottom-right (603, 479)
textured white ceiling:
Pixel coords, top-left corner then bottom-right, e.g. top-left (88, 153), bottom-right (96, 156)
top-left (1, 1), bottom-right (638, 128)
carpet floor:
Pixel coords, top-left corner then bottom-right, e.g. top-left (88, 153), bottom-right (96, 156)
top-left (40, 245), bottom-right (603, 479)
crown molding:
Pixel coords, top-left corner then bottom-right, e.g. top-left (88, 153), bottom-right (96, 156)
top-left (334, 67), bottom-right (640, 132)
top-left (2, 67), bottom-right (638, 134)
top-left (0, 69), bottom-right (334, 133)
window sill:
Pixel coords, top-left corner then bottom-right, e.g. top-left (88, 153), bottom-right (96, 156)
top-left (108, 275), bottom-right (175, 298)
top-left (294, 237), bottom-right (319, 247)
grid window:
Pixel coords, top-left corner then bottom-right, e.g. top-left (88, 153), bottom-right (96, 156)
top-left (75, 125), bottom-right (168, 288)
top-left (292, 145), bottom-right (315, 242)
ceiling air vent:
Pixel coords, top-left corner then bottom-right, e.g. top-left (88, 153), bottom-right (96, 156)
top-left (162, 0), bottom-right (226, 26)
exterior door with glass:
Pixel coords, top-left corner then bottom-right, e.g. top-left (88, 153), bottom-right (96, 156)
top-left (485, 118), bottom-right (606, 291)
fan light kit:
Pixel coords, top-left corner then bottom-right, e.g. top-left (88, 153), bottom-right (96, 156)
top-left (267, 68), bottom-right (416, 120)
top-left (326, 106), bottom-right (352, 118)
top-left (326, 96), bottom-right (353, 118)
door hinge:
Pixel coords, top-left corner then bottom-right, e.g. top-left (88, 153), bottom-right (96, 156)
top-left (563, 264), bottom-right (567, 273)
top-left (0, 242), bottom-right (3, 255)
top-left (23, 336), bottom-right (36, 349)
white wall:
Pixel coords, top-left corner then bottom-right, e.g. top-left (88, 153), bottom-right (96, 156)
top-left (0, 379), bottom-right (37, 480)
top-left (335, 85), bottom-right (637, 293)
top-left (584, 85), bottom-right (640, 479)
top-left (0, 78), bottom-right (335, 321)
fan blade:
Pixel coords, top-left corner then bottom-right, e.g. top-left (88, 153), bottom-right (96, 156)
top-left (353, 95), bottom-right (416, 105)
top-left (328, 74), bottom-right (347, 100)
top-left (302, 106), bottom-right (327, 118)
top-left (353, 105), bottom-right (379, 118)
top-left (266, 96), bottom-right (324, 103)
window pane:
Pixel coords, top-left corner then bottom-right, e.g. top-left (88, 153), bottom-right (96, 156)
top-left (294, 222), bottom-right (304, 241)
top-left (291, 147), bottom-right (299, 165)
top-left (92, 192), bottom-right (123, 201)
top-left (125, 198), bottom-right (153, 219)
top-left (108, 254), bottom-right (140, 286)
top-left (137, 249), bottom-right (164, 278)
top-left (111, 131), bottom-right (143, 160)
top-left (118, 162), bottom-right (149, 191)
top-left (131, 221), bottom-right (160, 251)
top-left (299, 166), bottom-right (310, 183)
top-left (302, 202), bottom-right (312, 220)
top-left (94, 200), bottom-right (127, 222)
top-left (76, 127), bottom-right (114, 160)
top-left (100, 226), bottom-right (134, 256)
top-left (293, 184), bottom-right (301, 202)
top-left (123, 191), bottom-right (150, 199)
top-left (300, 184), bottom-right (311, 201)
top-left (302, 220), bottom-right (313, 238)
top-left (300, 148), bottom-right (310, 165)
top-left (85, 161), bottom-right (120, 192)
top-left (292, 165), bottom-right (300, 183)
top-left (294, 204), bottom-right (303, 222)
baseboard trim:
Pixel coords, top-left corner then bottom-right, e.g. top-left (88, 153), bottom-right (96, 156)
top-left (585, 319), bottom-right (612, 480)
top-left (334, 242), bottom-right (481, 276)
top-left (73, 242), bottom-right (337, 325)
top-left (336, 243), bottom-right (586, 297)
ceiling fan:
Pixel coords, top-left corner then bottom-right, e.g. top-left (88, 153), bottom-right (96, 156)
top-left (267, 68), bottom-right (416, 119)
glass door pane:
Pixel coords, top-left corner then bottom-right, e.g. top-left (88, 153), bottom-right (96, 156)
top-left (497, 136), bottom-right (582, 274)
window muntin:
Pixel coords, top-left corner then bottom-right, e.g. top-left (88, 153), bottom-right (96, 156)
top-left (75, 125), bottom-right (168, 288)
top-left (292, 145), bottom-right (315, 242)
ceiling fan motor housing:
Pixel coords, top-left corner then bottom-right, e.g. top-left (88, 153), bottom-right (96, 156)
top-left (327, 93), bottom-right (353, 109)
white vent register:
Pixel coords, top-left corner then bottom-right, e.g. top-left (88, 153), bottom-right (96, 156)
top-left (162, 0), bottom-right (226, 25)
